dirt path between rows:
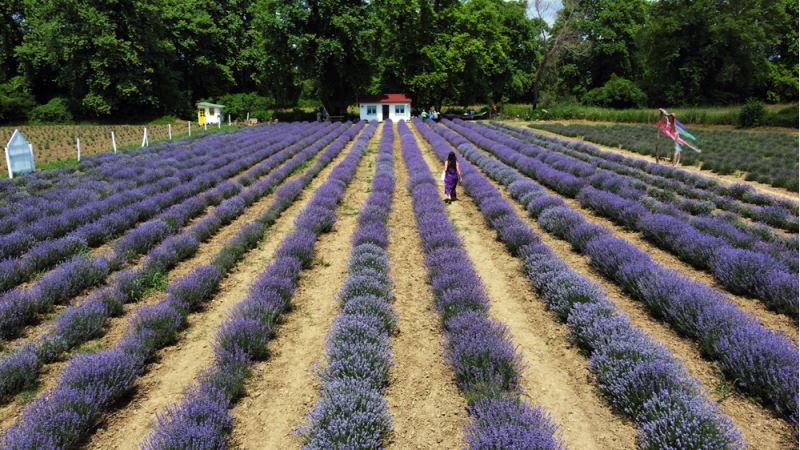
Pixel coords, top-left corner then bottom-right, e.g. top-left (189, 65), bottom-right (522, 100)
top-left (508, 121), bottom-right (799, 202)
top-left (81, 131), bottom-right (368, 449)
top-left (229, 129), bottom-right (379, 449)
top-left (456, 124), bottom-right (798, 341)
top-left (0, 140), bottom-right (333, 436)
top-left (383, 127), bottom-right (468, 449)
top-left (412, 126), bottom-right (638, 449)
top-left (451, 135), bottom-right (796, 448)
top-left (3, 140), bottom-right (297, 352)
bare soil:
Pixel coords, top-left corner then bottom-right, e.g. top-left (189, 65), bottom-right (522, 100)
top-left (82, 130), bottom-right (371, 449)
top-left (449, 129), bottom-right (796, 448)
top-left (384, 127), bottom-right (469, 449)
top-left (229, 129), bottom-right (379, 449)
top-left (412, 125), bottom-right (639, 449)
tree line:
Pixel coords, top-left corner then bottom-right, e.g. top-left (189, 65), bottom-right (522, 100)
top-left (0, 0), bottom-right (796, 122)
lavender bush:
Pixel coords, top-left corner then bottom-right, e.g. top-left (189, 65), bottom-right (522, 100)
top-left (141, 122), bottom-right (378, 450)
top-left (0, 123), bottom-right (365, 404)
top-left (400, 120), bottom-right (562, 449)
top-left (416, 119), bottom-right (744, 447)
top-left (426, 119), bottom-right (797, 426)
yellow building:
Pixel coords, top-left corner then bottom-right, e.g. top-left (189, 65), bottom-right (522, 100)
top-left (196, 102), bottom-right (225, 125)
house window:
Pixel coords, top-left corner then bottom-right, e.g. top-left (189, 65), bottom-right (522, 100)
top-left (366, 105), bottom-right (377, 115)
top-left (395, 104), bottom-right (405, 114)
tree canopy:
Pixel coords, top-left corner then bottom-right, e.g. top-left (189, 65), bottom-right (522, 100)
top-left (0, 0), bottom-right (796, 121)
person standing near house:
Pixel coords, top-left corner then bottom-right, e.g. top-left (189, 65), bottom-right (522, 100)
top-left (421, 109), bottom-right (429, 121)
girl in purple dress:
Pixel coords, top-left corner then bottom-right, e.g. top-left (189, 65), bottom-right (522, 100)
top-left (442, 151), bottom-right (462, 203)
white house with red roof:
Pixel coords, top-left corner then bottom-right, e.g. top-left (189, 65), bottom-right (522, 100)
top-left (357, 93), bottom-right (412, 122)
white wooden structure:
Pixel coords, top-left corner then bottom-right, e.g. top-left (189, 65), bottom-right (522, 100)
top-left (357, 94), bottom-right (411, 122)
top-left (196, 102), bottom-right (225, 125)
top-left (5, 129), bottom-right (35, 179)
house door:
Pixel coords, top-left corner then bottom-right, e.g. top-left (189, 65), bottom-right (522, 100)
top-left (382, 104), bottom-right (390, 121)
top-left (198, 108), bottom-right (206, 125)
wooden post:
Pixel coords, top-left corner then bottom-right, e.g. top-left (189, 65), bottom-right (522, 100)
top-left (76, 137), bottom-right (81, 162)
top-left (204, 122), bottom-right (207, 131)
top-left (228, 114), bottom-right (231, 126)
top-left (111, 131), bottom-right (117, 153)
top-left (218, 120), bottom-right (221, 129)
top-left (168, 123), bottom-right (172, 140)
top-left (141, 128), bottom-right (148, 147)
top-left (188, 121), bottom-right (191, 137)
top-left (246, 112), bottom-right (250, 121)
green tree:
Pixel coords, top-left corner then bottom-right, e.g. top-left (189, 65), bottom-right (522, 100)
top-left (639, 0), bottom-right (797, 105)
top-left (557, 0), bottom-right (647, 99)
top-left (16, 0), bottom-right (179, 118)
top-left (0, 0), bottom-right (23, 81)
top-left (296, 0), bottom-right (376, 115)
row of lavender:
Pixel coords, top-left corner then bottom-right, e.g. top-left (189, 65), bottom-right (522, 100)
top-left (430, 121), bottom-right (798, 425)
top-left (0, 123), bottom-right (339, 340)
top-left (142, 122), bottom-right (377, 449)
top-left (0, 135), bottom-right (192, 221)
top-left (490, 122), bottom-right (798, 254)
top-left (0, 122), bottom-right (356, 402)
top-left (400, 121), bottom-right (562, 448)
top-left (0, 127), bottom-right (280, 250)
top-left (462, 120), bottom-right (797, 266)
top-left (448, 119), bottom-right (798, 317)
top-left (416, 119), bottom-right (743, 448)
top-left (0, 124), bottom-right (327, 299)
top-left (300, 121), bottom-right (397, 447)
top-left (492, 122), bottom-right (799, 230)
top-left (1, 122), bottom-right (371, 449)
top-left (0, 127), bottom-right (267, 227)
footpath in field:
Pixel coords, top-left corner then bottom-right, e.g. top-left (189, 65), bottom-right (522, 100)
top-left (409, 125), bottom-right (637, 449)
top-left (433, 122), bottom-right (795, 448)
top-left (83, 126), bottom-right (368, 448)
top-left (383, 124), bottom-right (468, 449)
top-left (228, 127), bottom-right (380, 448)
top-left (0, 124), bottom-right (337, 433)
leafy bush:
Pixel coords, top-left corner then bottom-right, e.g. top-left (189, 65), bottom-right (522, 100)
top-left (738, 98), bottom-right (765, 127)
top-left (30, 97), bottom-right (73, 123)
top-left (765, 105), bottom-right (798, 127)
top-left (0, 76), bottom-right (36, 123)
top-left (216, 92), bottom-right (270, 121)
top-left (581, 75), bottom-right (647, 108)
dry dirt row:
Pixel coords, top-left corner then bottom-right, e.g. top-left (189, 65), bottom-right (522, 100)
top-left (428, 124), bottom-right (795, 448)
top-left (0, 131), bottom-right (344, 434)
top-left (83, 128), bottom-right (373, 449)
top-left (229, 126), bottom-right (381, 449)
top-left (455, 124), bottom-right (798, 340)
top-left (383, 128), bottom-right (468, 449)
top-left (4, 135), bottom-right (309, 352)
top-left (411, 125), bottom-right (638, 449)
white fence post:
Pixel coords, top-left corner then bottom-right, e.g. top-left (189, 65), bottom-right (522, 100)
top-left (204, 122), bottom-right (207, 131)
top-left (228, 114), bottom-right (231, 126)
top-left (76, 137), bottom-right (81, 162)
top-left (218, 120), bottom-right (221, 129)
top-left (5, 146), bottom-right (12, 179)
top-left (168, 123), bottom-right (172, 140)
top-left (188, 121), bottom-right (191, 137)
top-left (246, 112), bottom-right (250, 121)
top-left (111, 131), bottom-right (117, 153)
top-left (141, 128), bottom-right (148, 147)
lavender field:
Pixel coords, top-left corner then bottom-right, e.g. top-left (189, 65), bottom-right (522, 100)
top-left (0, 120), bottom-right (796, 449)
